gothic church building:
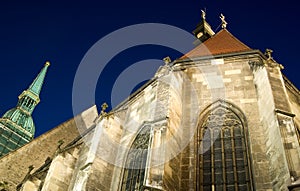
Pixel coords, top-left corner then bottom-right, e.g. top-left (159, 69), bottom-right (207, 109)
top-left (0, 12), bottom-right (300, 191)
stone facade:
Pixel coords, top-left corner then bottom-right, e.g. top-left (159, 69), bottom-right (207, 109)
top-left (1, 19), bottom-right (300, 191)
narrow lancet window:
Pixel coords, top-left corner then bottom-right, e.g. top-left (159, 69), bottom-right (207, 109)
top-left (121, 126), bottom-right (151, 191)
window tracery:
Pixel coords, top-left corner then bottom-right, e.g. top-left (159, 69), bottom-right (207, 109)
top-left (197, 106), bottom-right (252, 191)
top-left (121, 126), bottom-right (151, 191)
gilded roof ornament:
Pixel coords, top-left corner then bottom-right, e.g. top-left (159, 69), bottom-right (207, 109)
top-left (220, 13), bottom-right (227, 29)
top-left (201, 9), bottom-right (206, 20)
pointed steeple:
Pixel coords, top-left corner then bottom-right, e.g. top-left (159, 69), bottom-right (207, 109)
top-left (0, 62), bottom-right (50, 143)
top-left (18, 61), bottom-right (50, 106)
top-left (193, 10), bottom-right (215, 43)
top-left (28, 61), bottom-right (50, 97)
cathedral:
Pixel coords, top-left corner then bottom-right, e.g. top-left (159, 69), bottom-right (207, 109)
top-left (0, 11), bottom-right (300, 191)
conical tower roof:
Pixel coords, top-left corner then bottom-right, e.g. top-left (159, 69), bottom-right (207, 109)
top-left (28, 61), bottom-right (50, 96)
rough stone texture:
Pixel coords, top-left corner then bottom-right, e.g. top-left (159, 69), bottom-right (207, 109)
top-left (277, 114), bottom-right (300, 178)
top-left (2, 51), bottom-right (300, 191)
top-left (252, 63), bottom-right (290, 190)
top-left (268, 66), bottom-right (292, 113)
top-left (285, 76), bottom-right (300, 141)
top-left (163, 53), bottom-right (299, 190)
top-left (0, 105), bottom-right (98, 191)
top-left (285, 77), bottom-right (300, 178)
top-left (85, 117), bottom-right (123, 191)
top-left (5, 52), bottom-right (300, 191)
top-left (41, 147), bottom-right (80, 191)
top-left (16, 53), bottom-right (300, 191)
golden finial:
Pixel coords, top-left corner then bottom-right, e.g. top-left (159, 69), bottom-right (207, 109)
top-left (45, 61), bottom-right (50, 66)
top-left (220, 13), bottom-right (227, 29)
top-left (201, 9), bottom-right (206, 20)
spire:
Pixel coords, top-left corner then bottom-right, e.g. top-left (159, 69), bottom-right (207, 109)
top-left (18, 62), bottom-right (50, 105)
top-left (193, 9), bottom-right (215, 43)
top-left (0, 62), bottom-right (50, 141)
top-left (28, 61), bottom-right (50, 97)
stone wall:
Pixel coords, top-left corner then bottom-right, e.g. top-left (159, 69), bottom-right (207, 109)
top-left (265, 63), bottom-right (300, 186)
top-left (285, 77), bottom-right (300, 179)
top-left (252, 63), bottom-right (290, 190)
top-left (0, 105), bottom-right (98, 191)
top-left (285, 76), bottom-right (300, 140)
top-left (163, 71), bottom-right (184, 190)
top-left (65, 78), bottom-right (171, 190)
top-left (41, 147), bottom-right (80, 191)
top-left (12, 53), bottom-right (299, 191)
top-left (86, 116), bottom-right (123, 191)
top-left (168, 53), bottom-right (293, 190)
top-left (174, 55), bottom-right (260, 190)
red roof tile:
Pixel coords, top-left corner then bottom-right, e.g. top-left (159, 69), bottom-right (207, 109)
top-left (180, 29), bottom-right (251, 59)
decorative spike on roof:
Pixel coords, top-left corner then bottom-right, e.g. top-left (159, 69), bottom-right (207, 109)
top-left (220, 13), bottom-right (228, 29)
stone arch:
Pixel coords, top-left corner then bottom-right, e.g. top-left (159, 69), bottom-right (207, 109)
top-left (196, 100), bottom-right (253, 191)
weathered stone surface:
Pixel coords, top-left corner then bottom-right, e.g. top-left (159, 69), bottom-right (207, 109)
top-left (0, 105), bottom-right (98, 191)
top-left (1, 26), bottom-right (300, 191)
top-left (10, 53), bottom-right (300, 191)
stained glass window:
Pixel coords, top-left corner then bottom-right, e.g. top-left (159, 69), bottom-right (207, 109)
top-left (121, 126), bottom-right (151, 191)
top-left (197, 106), bottom-right (252, 191)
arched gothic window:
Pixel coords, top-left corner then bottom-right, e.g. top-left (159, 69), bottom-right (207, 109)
top-left (197, 103), bottom-right (252, 191)
top-left (121, 126), bottom-right (151, 191)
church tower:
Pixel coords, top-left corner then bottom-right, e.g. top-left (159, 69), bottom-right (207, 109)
top-left (0, 62), bottom-right (50, 157)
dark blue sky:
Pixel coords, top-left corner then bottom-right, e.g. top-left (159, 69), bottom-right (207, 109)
top-left (0, 1), bottom-right (299, 137)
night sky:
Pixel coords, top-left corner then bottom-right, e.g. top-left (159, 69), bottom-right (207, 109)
top-left (0, 1), bottom-right (299, 137)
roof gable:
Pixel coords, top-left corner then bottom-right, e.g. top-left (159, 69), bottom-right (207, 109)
top-left (181, 29), bottom-right (251, 59)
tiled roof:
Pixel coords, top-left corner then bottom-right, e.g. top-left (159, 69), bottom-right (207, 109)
top-left (180, 29), bottom-right (252, 59)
